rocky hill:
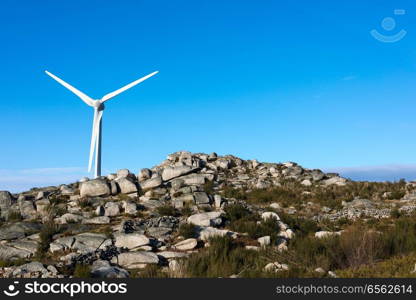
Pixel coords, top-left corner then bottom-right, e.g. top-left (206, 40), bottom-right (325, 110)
top-left (0, 151), bottom-right (416, 278)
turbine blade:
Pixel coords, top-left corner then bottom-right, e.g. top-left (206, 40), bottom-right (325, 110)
top-left (100, 71), bottom-right (158, 102)
top-left (45, 70), bottom-right (95, 106)
top-left (88, 109), bottom-right (98, 172)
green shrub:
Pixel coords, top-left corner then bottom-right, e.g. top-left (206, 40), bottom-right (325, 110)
top-left (156, 205), bottom-right (179, 217)
top-left (36, 221), bottom-right (60, 258)
top-left (180, 204), bottom-right (193, 217)
top-left (390, 208), bottom-right (402, 219)
top-left (224, 203), bottom-right (251, 222)
top-left (77, 198), bottom-right (92, 209)
top-left (49, 195), bottom-right (68, 205)
top-left (73, 264), bottom-right (91, 278)
top-left (0, 258), bottom-right (27, 268)
top-left (7, 210), bottom-right (22, 222)
top-left (178, 223), bottom-right (198, 239)
top-left (183, 236), bottom-right (257, 277)
top-left (133, 264), bottom-right (168, 278)
top-left (203, 181), bottom-right (215, 195)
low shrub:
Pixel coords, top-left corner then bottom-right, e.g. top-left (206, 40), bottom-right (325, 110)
top-left (36, 221), bottom-right (60, 258)
top-left (178, 223), bottom-right (198, 239)
top-left (7, 210), bottom-right (22, 222)
top-left (224, 203), bottom-right (251, 222)
top-left (156, 205), bottom-right (179, 217)
top-left (73, 264), bottom-right (91, 278)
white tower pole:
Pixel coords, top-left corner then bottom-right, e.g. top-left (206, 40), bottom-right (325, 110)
top-left (94, 107), bottom-right (103, 178)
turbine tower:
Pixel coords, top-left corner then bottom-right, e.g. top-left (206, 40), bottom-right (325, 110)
top-left (45, 70), bottom-right (158, 178)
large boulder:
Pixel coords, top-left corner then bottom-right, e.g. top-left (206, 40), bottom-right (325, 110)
top-left (80, 179), bottom-right (110, 198)
top-left (0, 223), bottom-right (41, 241)
top-left (0, 191), bottom-right (15, 218)
top-left (112, 251), bottom-right (159, 268)
top-left (140, 176), bottom-right (162, 190)
top-left (114, 233), bottom-right (150, 250)
top-left (116, 177), bottom-right (138, 194)
top-left (187, 211), bottom-right (223, 227)
top-left (161, 166), bottom-right (196, 181)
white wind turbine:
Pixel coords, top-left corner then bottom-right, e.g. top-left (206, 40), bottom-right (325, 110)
top-left (45, 70), bottom-right (158, 178)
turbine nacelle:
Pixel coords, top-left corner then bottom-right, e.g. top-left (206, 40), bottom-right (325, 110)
top-left (45, 70), bottom-right (159, 178)
top-left (91, 100), bottom-right (105, 110)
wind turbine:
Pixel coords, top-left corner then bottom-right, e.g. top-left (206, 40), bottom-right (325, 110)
top-left (45, 70), bottom-right (159, 178)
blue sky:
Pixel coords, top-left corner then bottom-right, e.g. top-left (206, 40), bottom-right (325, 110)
top-left (1, 0), bottom-right (416, 191)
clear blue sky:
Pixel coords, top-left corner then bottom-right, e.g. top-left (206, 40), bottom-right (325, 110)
top-left (1, 0), bottom-right (416, 191)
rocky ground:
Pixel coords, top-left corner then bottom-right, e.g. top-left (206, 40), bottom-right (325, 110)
top-left (1, 151), bottom-right (416, 278)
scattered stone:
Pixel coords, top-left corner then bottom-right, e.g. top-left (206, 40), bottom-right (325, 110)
top-left (114, 233), bottom-right (150, 250)
top-left (187, 211), bottom-right (222, 227)
top-left (173, 238), bottom-right (198, 251)
top-left (112, 251), bottom-right (159, 268)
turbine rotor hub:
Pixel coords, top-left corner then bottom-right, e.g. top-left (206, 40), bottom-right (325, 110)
top-left (93, 100), bottom-right (105, 110)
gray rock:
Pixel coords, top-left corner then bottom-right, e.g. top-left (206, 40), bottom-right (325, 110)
top-left (140, 176), bottom-right (162, 190)
top-left (104, 202), bottom-right (120, 217)
top-left (79, 177), bottom-right (89, 183)
top-left (173, 238), bottom-right (198, 251)
top-left (180, 174), bottom-right (206, 186)
top-left (257, 236), bottom-right (271, 247)
top-left (122, 201), bottom-right (137, 215)
top-left (194, 192), bottom-right (210, 205)
top-left (91, 260), bottom-right (129, 278)
top-left (170, 179), bottom-right (185, 191)
top-left (116, 177), bottom-right (138, 194)
top-left (157, 251), bottom-right (188, 259)
top-left (146, 227), bottom-right (172, 238)
top-left (187, 211), bottom-right (223, 227)
top-left (261, 212), bottom-right (280, 221)
top-left (55, 213), bottom-right (84, 224)
top-left (19, 200), bottom-right (36, 219)
top-left (199, 227), bottom-right (231, 241)
top-left (162, 166), bottom-right (196, 181)
top-left (95, 205), bottom-right (105, 216)
top-left (60, 185), bottom-right (75, 195)
top-left (114, 233), bottom-right (150, 250)
top-left (12, 262), bottom-right (48, 277)
top-left (323, 176), bottom-right (347, 186)
top-left (112, 251), bottom-right (159, 268)
top-left (109, 180), bottom-right (118, 195)
top-left (116, 169), bottom-right (131, 179)
top-left (138, 168), bottom-right (152, 181)
top-left (82, 216), bottom-right (110, 225)
top-left (0, 191), bottom-right (15, 218)
top-left (35, 199), bottom-right (50, 215)
top-left (214, 195), bottom-right (222, 208)
top-left (80, 179), bottom-right (110, 198)
top-left (0, 223), bottom-right (40, 241)
top-left (72, 232), bottom-right (112, 253)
